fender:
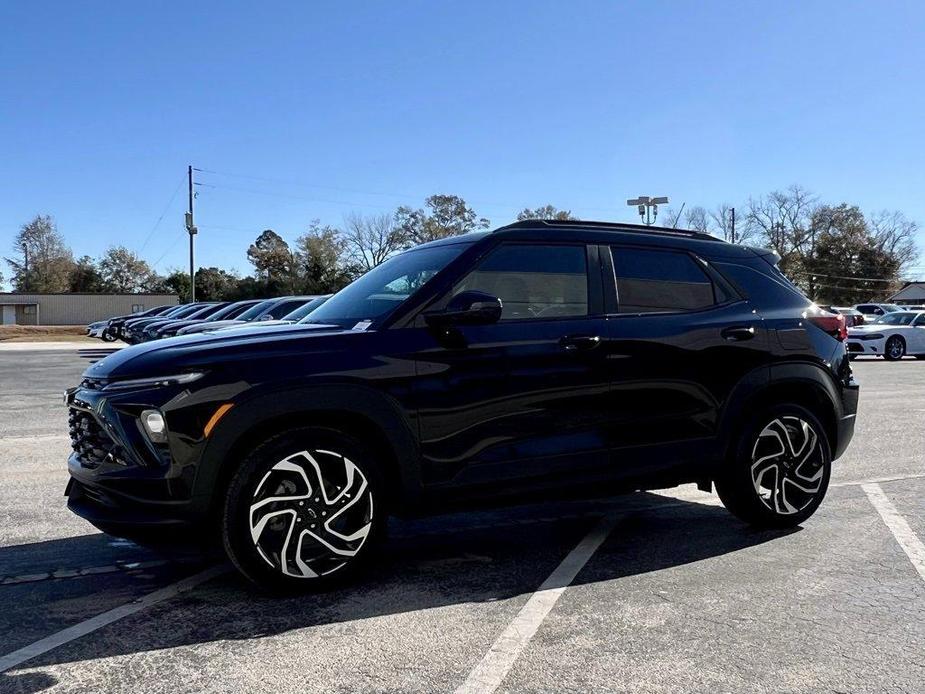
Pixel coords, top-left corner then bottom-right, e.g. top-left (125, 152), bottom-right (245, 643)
top-left (716, 359), bottom-right (844, 460)
top-left (191, 383), bottom-right (421, 513)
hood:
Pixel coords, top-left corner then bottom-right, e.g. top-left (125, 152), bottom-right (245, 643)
top-left (84, 322), bottom-right (348, 380)
top-left (213, 319), bottom-right (294, 332)
top-left (848, 324), bottom-right (887, 333)
top-left (178, 319), bottom-right (246, 334)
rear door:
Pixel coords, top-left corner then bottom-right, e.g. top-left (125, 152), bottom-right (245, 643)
top-left (601, 244), bottom-right (769, 478)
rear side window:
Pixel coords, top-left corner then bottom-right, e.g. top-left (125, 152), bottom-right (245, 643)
top-left (454, 244), bottom-right (589, 320)
top-left (611, 247), bottom-right (717, 313)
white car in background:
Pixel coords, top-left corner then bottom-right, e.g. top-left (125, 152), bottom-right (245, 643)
top-left (847, 310), bottom-right (925, 360)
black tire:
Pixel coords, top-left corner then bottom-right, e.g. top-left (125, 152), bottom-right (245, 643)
top-left (222, 426), bottom-right (386, 592)
top-left (101, 330), bottom-right (116, 342)
top-left (914, 355), bottom-right (925, 360)
top-left (884, 335), bottom-right (905, 361)
top-left (715, 405), bottom-right (831, 528)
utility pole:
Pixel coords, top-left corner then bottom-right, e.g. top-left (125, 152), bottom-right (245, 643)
top-left (730, 207), bottom-right (736, 244)
top-left (185, 165), bottom-right (198, 302)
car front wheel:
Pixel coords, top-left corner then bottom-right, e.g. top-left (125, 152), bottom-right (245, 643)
top-left (884, 335), bottom-right (905, 361)
top-left (716, 405), bottom-right (831, 528)
top-left (222, 426), bottom-right (385, 592)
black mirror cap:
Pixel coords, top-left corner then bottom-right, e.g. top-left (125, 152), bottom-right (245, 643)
top-left (425, 291), bottom-right (503, 327)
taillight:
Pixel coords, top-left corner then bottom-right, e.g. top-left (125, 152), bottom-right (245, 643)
top-left (807, 312), bottom-right (847, 341)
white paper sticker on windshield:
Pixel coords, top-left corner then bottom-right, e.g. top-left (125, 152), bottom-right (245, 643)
top-left (352, 320), bottom-right (372, 331)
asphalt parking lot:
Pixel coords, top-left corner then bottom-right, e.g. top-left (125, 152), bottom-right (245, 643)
top-left (0, 347), bottom-right (923, 693)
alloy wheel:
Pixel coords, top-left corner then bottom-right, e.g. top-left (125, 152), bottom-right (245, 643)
top-left (750, 416), bottom-right (825, 515)
top-left (248, 449), bottom-right (374, 579)
top-left (887, 337), bottom-right (904, 360)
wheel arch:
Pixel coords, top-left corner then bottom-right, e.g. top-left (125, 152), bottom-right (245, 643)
top-left (192, 384), bottom-right (420, 525)
top-left (718, 362), bottom-right (843, 465)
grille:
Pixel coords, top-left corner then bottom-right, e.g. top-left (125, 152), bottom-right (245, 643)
top-left (68, 409), bottom-right (128, 468)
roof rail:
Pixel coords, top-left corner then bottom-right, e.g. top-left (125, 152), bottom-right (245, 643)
top-left (497, 218), bottom-right (723, 243)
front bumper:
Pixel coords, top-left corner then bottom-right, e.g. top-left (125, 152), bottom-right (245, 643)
top-left (846, 337), bottom-right (885, 355)
top-left (63, 380), bottom-right (221, 542)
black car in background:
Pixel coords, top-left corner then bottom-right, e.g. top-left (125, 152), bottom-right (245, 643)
top-left (105, 304), bottom-right (177, 341)
top-left (64, 219), bottom-right (858, 592)
top-left (174, 296), bottom-right (314, 336)
top-left (150, 300), bottom-right (265, 339)
top-left (139, 302), bottom-right (231, 342)
top-left (121, 303), bottom-right (213, 343)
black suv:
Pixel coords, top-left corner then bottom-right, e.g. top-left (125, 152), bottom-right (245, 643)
top-left (64, 220), bottom-right (858, 590)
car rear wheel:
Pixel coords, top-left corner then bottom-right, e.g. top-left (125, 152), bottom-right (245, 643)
top-left (222, 426), bottom-right (386, 592)
top-left (884, 335), bottom-right (905, 361)
top-left (716, 405), bottom-right (831, 528)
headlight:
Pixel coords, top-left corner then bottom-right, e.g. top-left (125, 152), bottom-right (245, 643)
top-left (101, 372), bottom-right (205, 392)
top-left (140, 409), bottom-right (168, 443)
top-left (860, 333), bottom-right (884, 340)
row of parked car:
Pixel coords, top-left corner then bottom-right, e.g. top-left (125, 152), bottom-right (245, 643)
top-left (818, 303), bottom-right (925, 360)
top-left (86, 295), bottom-right (329, 344)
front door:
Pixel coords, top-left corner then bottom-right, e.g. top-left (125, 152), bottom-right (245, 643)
top-left (412, 242), bottom-right (611, 491)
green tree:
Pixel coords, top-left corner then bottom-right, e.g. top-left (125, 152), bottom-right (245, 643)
top-left (802, 204), bottom-right (900, 304)
top-left (247, 230), bottom-right (292, 284)
top-left (68, 255), bottom-right (105, 292)
top-left (294, 221), bottom-right (358, 294)
top-left (159, 270), bottom-right (191, 302)
top-left (99, 246), bottom-right (156, 292)
top-left (516, 205), bottom-right (575, 221)
top-left (195, 266), bottom-right (239, 300)
top-left (395, 194), bottom-right (490, 247)
top-left (5, 214), bottom-right (75, 292)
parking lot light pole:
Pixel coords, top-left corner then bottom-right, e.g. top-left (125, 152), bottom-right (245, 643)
top-left (185, 165), bottom-right (198, 302)
top-left (627, 196), bottom-right (669, 226)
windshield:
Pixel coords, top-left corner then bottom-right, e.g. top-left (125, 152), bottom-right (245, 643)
top-left (304, 245), bottom-right (467, 328)
top-left (882, 304), bottom-right (903, 312)
top-left (207, 301), bottom-right (256, 321)
top-left (283, 296), bottom-right (328, 321)
top-left (874, 312), bottom-right (917, 325)
top-left (236, 300), bottom-right (277, 321)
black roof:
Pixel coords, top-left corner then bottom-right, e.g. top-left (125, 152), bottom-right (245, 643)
top-left (497, 218), bottom-right (722, 243)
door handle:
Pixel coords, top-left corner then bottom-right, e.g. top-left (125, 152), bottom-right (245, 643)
top-left (560, 335), bottom-right (601, 351)
top-left (721, 326), bottom-right (756, 342)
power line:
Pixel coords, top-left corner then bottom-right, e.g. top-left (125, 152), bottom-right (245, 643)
top-left (194, 166), bottom-right (629, 217)
top-left (138, 177), bottom-right (186, 254)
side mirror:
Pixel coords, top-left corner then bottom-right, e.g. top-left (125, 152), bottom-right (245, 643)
top-left (259, 315), bottom-right (274, 321)
top-left (425, 291), bottom-right (503, 327)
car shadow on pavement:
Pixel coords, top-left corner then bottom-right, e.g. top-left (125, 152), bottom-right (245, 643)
top-left (4, 492), bottom-right (799, 685)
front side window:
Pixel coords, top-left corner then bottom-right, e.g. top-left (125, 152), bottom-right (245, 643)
top-left (452, 244), bottom-right (589, 321)
top-left (612, 247), bottom-right (717, 314)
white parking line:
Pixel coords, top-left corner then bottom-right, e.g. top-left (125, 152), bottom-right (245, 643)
top-left (454, 515), bottom-right (618, 694)
top-left (0, 564), bottom-right (228, 673)
top-left (863, 483), bottom-right (925, 584)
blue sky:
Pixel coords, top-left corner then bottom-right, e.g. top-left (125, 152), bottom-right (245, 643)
top-left (2, 1), bottom-right (924, 284)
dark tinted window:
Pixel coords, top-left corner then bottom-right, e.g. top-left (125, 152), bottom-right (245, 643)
top-left (455, 244), bottom-right (588, 320)
top-left (612, 247), bottom-right (716, 313)
top-left (267, 299), bottom-right (307, 319)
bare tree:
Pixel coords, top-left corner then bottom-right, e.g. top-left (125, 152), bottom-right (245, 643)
top-left (344, 213), bottom-right (404, 271)
top-left (868, 210), bottom-right (920, 276)
top-left (743, 185), bottom-right (817, 272)
top-left (683, 206), bottom-right (710, 233)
